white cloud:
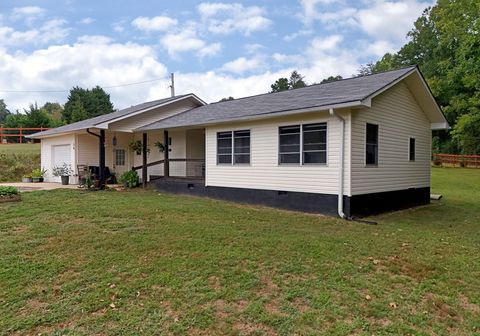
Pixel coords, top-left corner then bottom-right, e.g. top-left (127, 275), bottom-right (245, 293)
top-left (160, 25), bottom-right (221, 59)
top-left (198, 2), bottom-right (272, 35)
top-left (357, 0), bottom-right (433, 41)
top-left (12, 6), bottom-right (46, 24)
top-left (0, 19), bottom-right (69, 47)
top-left (308, 34), bottom-right (343, 52)
top-left (0, 37), bottom-right (169, 111)
top-left (220, 56), bottom-right (265, 75)
top-left (131, 16), bottom-right (178, 32)
top-left (79, 17), bottom-right (95, 25)
top-left (198, 42), bottom-right (222, 58)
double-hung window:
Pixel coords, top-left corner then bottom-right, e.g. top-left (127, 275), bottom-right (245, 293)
top-left (217, 130), bottom-right (250, 164)
top-left (365, 123), bottom-right (378, 165)
top-left (279, 125), bottom-right (301, 164)
top-left (279, 122), bottom-right (327, 165)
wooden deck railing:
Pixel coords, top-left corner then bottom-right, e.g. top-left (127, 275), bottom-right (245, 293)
top-left (0, 127), bottom-right (49, 143)
top-left (432, 154), bottom-right (480, 168)
top-left (132, 158), bottom-right (205, 178)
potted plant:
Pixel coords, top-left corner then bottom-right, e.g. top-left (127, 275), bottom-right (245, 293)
top-left (31, 168), bottom-right (47, 183)
top-left (52, 163), bottom-right (74, 185)
top-left (129, 140), bottom-right (143, 155)
top-left (22, 174), bottom-right (33, 183)
top-left (153, 140), bottom-right (165, 153)
top-left (0, 186), bottom-right (21, 203)
top-left (119, 170), bottom-right (139, 188)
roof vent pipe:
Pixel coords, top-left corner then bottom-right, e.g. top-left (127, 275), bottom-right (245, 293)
top-left (329, 108), bottom-right (346, 219)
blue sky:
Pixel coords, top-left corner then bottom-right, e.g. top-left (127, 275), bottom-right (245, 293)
top-left (0, 0), bottom-right (433, 111)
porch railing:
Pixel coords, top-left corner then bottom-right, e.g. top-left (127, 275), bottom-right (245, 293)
top-left (132, 158), bottom-right (205, 179)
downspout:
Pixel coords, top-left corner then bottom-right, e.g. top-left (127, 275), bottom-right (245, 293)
top-left (329, 108), bottom-right (346, 219)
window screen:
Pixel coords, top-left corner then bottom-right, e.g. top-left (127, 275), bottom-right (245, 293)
top-left (234, 130), bottom-right (250, 164)
top-left (303, 123), bottom-right (327, 164)
top-left (279, 125), bottom-right (301, 164)
top-left (217, 131), bottom-right (232, 164)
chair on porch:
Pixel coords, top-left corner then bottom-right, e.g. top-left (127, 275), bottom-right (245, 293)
top-left (77, 165), bottom-right (89, 188)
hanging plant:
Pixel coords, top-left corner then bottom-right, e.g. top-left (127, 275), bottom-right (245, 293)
top-left (153, 140), bottom-right (165, 153)
top-left (128, 140), bottom-right (143, 155)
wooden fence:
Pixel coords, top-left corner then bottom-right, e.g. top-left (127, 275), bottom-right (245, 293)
top-left (432, 153), bottom-right (480, 168)
top-left (0, 127), bottom-right (49, 144)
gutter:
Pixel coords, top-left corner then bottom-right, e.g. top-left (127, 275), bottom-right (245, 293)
top-left (329, 108), bottom-right (346, 219)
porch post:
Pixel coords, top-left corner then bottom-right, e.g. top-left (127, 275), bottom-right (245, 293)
top-left (164, 130), bottom-right (169, 178)
top-left (99, 129), bottom-right (106, 188)
top-left (142, 132), bottom-right (148, 188)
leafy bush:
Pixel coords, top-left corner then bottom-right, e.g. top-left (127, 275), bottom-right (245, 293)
top-left (52, 163), bottom-right (74, 177)
top-left (0, 151), bottom-right (40, 182)
top-left (0, 186), bottom-right (19, 196)
top-left (31, 168), bottom-right (47, 177)
top-left (119, 170), bottom-right (139, 188)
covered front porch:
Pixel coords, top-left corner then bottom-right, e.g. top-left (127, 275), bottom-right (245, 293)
top-left (74, 127), bottom-right (205, 187)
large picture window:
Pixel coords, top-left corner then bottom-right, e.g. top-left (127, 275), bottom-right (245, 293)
top-left (217, 130), bottom-right (250, 164)
top-left (279, 123), bottom-right (327, 165)
top-left (366, 123), bottom-right (378, 165)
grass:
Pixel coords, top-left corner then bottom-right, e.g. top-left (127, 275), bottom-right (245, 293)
top-left (0, 143), bottom-right (40, 155)
top-left (0, 144), bottom-right (40, 182)
top-left (0, 168), bottom-right (479, 335)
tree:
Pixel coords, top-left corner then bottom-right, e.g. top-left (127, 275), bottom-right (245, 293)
top-left (63, 86), bottom-right (114, 123)
top-left (270, 78), bottom-right (289, 93)
top-left (0, 99), bottom-right (10, 124)
top-left (452, 112), bottom-right (480, 154)
top-left (219, 97), bottom-right (234, 102)
top-left (289, 71), bottom-right (306, 89)
top-left (319, 75), bottom-right (343, 84)
top-left (361, 0), bottom-right (480, 154)
top-left (270, 71), bottom-right (307, 93)
top-left (23, 103), bottom-right (52, 128)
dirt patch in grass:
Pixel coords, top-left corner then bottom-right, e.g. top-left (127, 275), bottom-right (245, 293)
top-left (233, 321), bottom-right (277, 336)
top-left (458, 294), bottom-right (480, 314)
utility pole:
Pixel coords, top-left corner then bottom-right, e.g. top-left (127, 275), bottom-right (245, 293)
top-left (170, 73), bottom-right (175, 97)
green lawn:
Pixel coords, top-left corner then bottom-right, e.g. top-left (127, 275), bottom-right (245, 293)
top-left (0, 168), bottom-right (479, 335)
top-left (0, 143), bottom-right (40, 155)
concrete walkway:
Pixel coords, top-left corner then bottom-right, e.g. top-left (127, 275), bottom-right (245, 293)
top-left (0, 182), bottom-right (79, 192)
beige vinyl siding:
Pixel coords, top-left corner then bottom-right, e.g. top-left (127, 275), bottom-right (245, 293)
top-left (205, 111), bottom-right (351, 195)
top-left (40, 134), bottom-right (76, 183)
top-left (109, 100), bottom-right (198, 132)
top-left (350, 81), bottom-right (431, 195)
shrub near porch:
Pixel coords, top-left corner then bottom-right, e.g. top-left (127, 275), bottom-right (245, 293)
top-left (0, 168), bottom-right (478, 335)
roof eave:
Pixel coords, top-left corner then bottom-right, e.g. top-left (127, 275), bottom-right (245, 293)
top-left (95, 94), bottom-right (205, 129)
top-left (136, 100), bottom-right (367, 131)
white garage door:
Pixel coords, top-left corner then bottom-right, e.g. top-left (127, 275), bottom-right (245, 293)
top-left (52, 145), bottom-right (71, 182)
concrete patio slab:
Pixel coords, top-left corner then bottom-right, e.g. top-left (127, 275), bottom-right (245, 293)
top-left (0, 182), bottom-right (79, 192)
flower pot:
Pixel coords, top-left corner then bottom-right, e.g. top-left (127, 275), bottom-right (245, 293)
top-left (61, 175), bottom-right (70, 185)
top-left (22, 177), bottom-right (33, 183)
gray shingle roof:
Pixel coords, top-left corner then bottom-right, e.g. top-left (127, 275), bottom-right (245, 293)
top-left (29, 94), bottom-right (191, 138)
top-left (139, 66), bottom-right (416, 131)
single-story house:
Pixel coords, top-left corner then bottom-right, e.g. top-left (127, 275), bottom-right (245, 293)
top-left (29, 66), bottom-right (448, 217)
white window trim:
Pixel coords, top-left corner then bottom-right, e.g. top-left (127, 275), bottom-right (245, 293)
top-left (278, 122), bottom-right (328, 166)
top-left (365, 122), bottom-right (379, 167)
top-left (216, 129), bottom-right (251, 166)
top-left (409, 137), bottom-right (416, 162)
